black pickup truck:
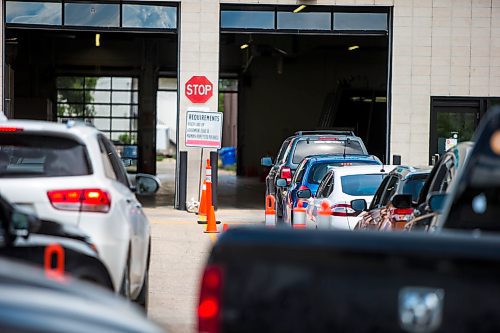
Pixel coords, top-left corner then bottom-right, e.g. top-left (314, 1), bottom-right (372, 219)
top-left (199, 228), bottom-right (500, 333)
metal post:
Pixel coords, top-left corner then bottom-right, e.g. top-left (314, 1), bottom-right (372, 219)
top-left (210, 151), bottom-right (218, 210)
top-left (177, 151), bottom-right (188, 211)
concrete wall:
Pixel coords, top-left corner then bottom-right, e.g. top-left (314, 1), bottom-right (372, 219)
top-left (177, 1), bottom-right (220, 207)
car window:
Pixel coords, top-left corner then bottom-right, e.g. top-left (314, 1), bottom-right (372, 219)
top-left (341, 174), bottom-right (386, 196)
top-left (292, 139), bottom-right (364, 164)
top-left (402, 175), bottom-right (428, 202)
top-left (293, 159), bottom-right (308, 183)
top-left (380, 176), bottom-right (399, 205)
top-left (307, 161), bottom-right (380, 185)
top-left (370, 176), bottom-right (390, 209)
top-left (316, 172), bottom-right (333, 199)
top-left (98, 137), bottom-right (117, 180)
top-left (0, 133), bottom-right (91, 178)
top-left (276, 139), bottom-right (292, 163)
top-left (99, 135), bottom-right (130, 187)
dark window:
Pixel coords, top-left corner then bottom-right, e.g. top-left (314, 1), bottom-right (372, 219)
top-left (402, 175), bottom-right (428, 202)
top-left (370, 176), bottom-right (390, 209)
top-left (221, 10), bottom-right (275, 29)
top-left (6, 1), bottom-right (62, 25)
top-left (341, 174), bottom-right (386, 196)
top-left (293, 160), bottom-right (308, 183)
top-left (293, 140), bottom-right (364, 164)
top-left (380, 176), bottom-right (399, 205)
top-left (99, 135), bottom-right (130, 187)
top-left (64, 2), bottom-right (119, 27)
top-left (277, 11), bottom-right (331, 30)
top-left (277, 139), bottom-right (292, 163)
top-left (316, 172), bottom-right (333, 198)
top-left (333, 12), bottom-right (387, 31)
top-left (0, 134), bottom-right (91, 178)
top-left (122, 4), bottom-right (176, 29)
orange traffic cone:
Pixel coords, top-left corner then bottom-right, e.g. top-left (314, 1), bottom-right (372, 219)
top-left (293, 200), bottom-right (307, 229)
top-left (197, 180), bottom-right (207, 224)
top-left (199, 159), bottom-right (221, 225)
top-left (204, 205), bottom-right (219, 233)
top-left (265, 195), bottom-right (276, 227)
top-left (317, 200), bottom-right (332, 229)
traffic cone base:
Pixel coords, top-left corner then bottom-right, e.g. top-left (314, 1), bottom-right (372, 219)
top-left (204, 205), bottom-right (220, 234)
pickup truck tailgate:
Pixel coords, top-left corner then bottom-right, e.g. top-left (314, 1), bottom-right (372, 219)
top-left (208, 228), bottom-right (500, 333)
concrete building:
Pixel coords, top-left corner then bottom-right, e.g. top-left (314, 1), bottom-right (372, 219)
top-left (1, 0), bottom-right (499, 209)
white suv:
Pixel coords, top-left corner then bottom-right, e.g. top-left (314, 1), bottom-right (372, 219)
top-left (0, 120), bottom-right (159, 308)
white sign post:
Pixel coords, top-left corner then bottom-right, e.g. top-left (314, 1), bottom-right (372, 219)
top-left (185, 110), bottom-right (223, 148)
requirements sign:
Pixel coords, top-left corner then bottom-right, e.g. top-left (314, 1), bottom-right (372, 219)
top-left (185, 111), bottom-right (223, 148)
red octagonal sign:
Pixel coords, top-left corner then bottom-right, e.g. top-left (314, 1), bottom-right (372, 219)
top-left (185, 76), bottom-right (213, 104)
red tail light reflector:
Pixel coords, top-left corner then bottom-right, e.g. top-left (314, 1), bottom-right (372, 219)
top-left (331, 203), bottom-right (357, 217)
top-left (0, 127), bottom-right (23, 132)
top-left (393, 208), bottom-right (414, 222)
top-left (198, 265), bottom-right (223, 333)
top-left (280, 167), bottom-right (292, 184)
top-left (47, 189), bottom-right (111, 213)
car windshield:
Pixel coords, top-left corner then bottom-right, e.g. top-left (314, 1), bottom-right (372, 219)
top-left (402, 175), bottom-right (428, 202)
top-left (0, 134), bottom-right (91, 178)
top-left (293, 140), bottom-right (364, 164)
top-left (307, 161), bottom-right (379, 184)
top-left (341, 174), bottom-right (386, 196)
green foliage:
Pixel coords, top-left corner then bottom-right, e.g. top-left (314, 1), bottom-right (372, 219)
top-left (57, 77), bottom-right (98, 117)
top-left (118, 133), bottom-right (137, 144)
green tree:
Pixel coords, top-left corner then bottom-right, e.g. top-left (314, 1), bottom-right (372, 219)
top-left (57, 77), bottom-right (97, 117)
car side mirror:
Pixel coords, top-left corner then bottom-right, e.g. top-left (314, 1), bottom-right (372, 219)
top-left (392, 194), bottom-right (413, 209)
top-left (428, 193), bottom-right (447, 213)
top-left (297, 189), bottom-right (312, 199)
top-left (135, 174), bottom-right (161, 195)
top-left (276, 178), bottom-right (287, 188)
top-left (261, 157), bottom-right (273, 167)
top-left (10, 209), bottom-right (40, 238)
top-left (351, 199), bottom-right (367, 212)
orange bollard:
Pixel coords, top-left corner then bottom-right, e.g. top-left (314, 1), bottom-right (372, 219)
top-left (317, 200), bottom-right (332, 229)
top-left (44, 243), bottom-right (65, 282)
top-left (197, 180), bottom-right (207, 224)
top-left (293, 200), bottom-right (307, 229)
top-left (265, 195), bottom-right (276, 227)
top-left (204, 205), bottom-right (219, 233)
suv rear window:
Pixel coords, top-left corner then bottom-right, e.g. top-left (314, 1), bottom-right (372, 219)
top-left (308, 161), bottom-right (379, 184)
top-left (341, 174), bottom-right (386, 196)
top-left (293, 140), bottom-right (364, 164)
top-left (402, 175), bottom-right (428, 202)
top-left (0, 134), bottom-right (91, 177)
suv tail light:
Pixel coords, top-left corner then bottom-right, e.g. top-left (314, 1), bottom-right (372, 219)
top-left (392, 208), bottom-right (414, 222)
top-left (331, 203), bottom-right (357, 217)
top-left (280, 167), bottom-right (292, 184)
top-left (0, 126), bottom-right (23, 132)
top-left (47, 189), bottom-right (111, 213)
top-left (198, 265), bottom-right (223, 333)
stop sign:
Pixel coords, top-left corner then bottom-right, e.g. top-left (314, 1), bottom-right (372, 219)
top-left (185, 76), bottom-right (213, 104)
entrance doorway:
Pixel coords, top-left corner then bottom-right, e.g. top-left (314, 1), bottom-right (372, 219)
top-left (430, 97), bottom-right (500, 160)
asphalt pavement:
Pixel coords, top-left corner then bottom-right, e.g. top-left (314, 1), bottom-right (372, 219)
top-left (145, 159), bottom-right (264, 333)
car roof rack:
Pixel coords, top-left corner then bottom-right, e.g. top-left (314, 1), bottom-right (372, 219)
top-left (294, 130), bottom-right (355, 136)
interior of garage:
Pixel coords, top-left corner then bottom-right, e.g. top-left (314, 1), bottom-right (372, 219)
top-left (216, 5), bottom-right (391, 208)
top-left (4, 28), bottom-right (178, 185)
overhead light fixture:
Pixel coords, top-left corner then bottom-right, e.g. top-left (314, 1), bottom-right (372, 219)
top-left (240, 43), bottom-right (249, 50)
top-left (348, 45), bottom-right (360, 51)
top-left (293, 5), bottom-right (306, 13)
top-left (95, 33), bottom-right (100, 47)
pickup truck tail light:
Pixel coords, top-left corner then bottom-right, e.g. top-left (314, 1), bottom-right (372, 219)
top-left (47, 189), bottom-right (111, 213)
top-left (393, 208), bottom-right (414, 222)
top-left (331, 203), bottom-right (357, 217)
top-left (198, 265), bottom-right (223, 333)
top-left (280, 167), bottom-right (292, 184)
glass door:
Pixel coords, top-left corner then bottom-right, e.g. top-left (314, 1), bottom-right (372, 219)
top-left (430, 98), bottom-right (480, 160)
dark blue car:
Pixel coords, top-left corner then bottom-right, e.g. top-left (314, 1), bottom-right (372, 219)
top-left (283, 154), bottom-right (382, 223)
